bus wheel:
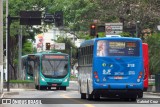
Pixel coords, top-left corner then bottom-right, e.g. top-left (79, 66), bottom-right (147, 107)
top-left (138, 92), bottom-right (143, 98)
top-left (130, 98), bottom-right (136, 101)
top-left (56, 86), bottom-right (59, 90)
top-left (63, 86), bottom-right (66, 90)
top-left (81, 93), bottom-right (86, 99)
top-left (60, 86), bottom-right (66, 90)
top-left (39, 86), bottom-right (42, 90)
top-left (86, 83), bottom-right (93, 100)
top-left (35, 85), bottom-right (38, 90)
top-left (48, 86), bottom-right (51, 90)
top-left (39, 86), bottom-right (45, 90)
top-left (86, 93), bottom-right (93, 100)
top-left (94, 94), bottom-right (100, 100)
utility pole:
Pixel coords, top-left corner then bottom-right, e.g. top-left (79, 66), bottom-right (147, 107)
top-left (0, 0), bottom-right (4, 94)
top-left (6, 0), bottom-right (8, 87)
top-left (18, 25), bottom-right (22, 79)
top-left (136, 21), bottom-right (140, 37)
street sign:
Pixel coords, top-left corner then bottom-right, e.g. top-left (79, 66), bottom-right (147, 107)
top-left (54, 11), bottom-right (63, 27)
top-left (51, 43), bottom-right (65, 50)
top-left (44, 13), bottom-right (54, 23)
top-left (97, 25), bottom-right (105, 32)
top-left (105, 23), bottom-right (123, 35)
top-left (106, 26), bottom-right (112, 33)
top-left (20, 11), bottom-right (42, 25)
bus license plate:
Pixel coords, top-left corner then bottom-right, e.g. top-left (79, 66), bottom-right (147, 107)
top-left (52, 84), bottom-right (57, 86)
top-left (114, 76), bottom-right (123, 79)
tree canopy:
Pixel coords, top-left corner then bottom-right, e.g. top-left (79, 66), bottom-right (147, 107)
top-left (3, 0), bottom-right (160, 79)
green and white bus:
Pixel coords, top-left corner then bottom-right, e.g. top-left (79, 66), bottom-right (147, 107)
top-left (22, 54), bottom-right (35, 81)
top-left (22, 52), bottom-right (70, 90)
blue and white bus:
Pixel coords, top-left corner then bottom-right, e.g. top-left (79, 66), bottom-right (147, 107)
top-left (78, 36), bottom-right (144, 100)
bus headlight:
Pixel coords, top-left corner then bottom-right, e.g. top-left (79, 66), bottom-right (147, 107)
top-left (41, 77), bottom-right (45, 82)
top-left (64, 78), bottom-right (68, 82)
top-left (28, 76), bottom-right (30, 79)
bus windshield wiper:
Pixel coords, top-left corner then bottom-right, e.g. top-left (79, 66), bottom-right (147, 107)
top-left (47, 59), bottom-right (55, 75)
top-left (56, 61), bottom-right (62, 69)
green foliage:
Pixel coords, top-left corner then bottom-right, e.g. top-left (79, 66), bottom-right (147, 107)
top-left (70, 75), bottom-right (78, 81)
top-left (9, 80), bottom-right (33, 83)
top-left (22, 40), bottom-right (33, 55)
top-left (149, 82), bottom-right (155, 86)
top-left (98, 32), bottom-right (106, 38)
top-left (70, 75), bottom-right (77, 79)
top-left (4, 0), bottom-right (160, 79)
top-left (78, 32), bottom-right (92, 40)
top-left (144, 33), bottom-right (160, 74)
top-left (81, 34), bottom-right (92, 40)
top-left (119, 32), bottom-right (131, 37)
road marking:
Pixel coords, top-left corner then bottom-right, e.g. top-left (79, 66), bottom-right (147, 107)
top-left (0, 93), bottom-right (4, 98)
top-left (84, 104), bottom-right (95, 107)
top-left (61, 94), bottom-right (95, 107)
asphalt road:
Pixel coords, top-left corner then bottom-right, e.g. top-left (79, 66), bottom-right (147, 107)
top-left (1, 81), bottom-right (160, 107)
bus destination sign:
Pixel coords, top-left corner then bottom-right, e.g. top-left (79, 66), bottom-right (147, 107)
top-left (43, 55), bottom-right (66, 59)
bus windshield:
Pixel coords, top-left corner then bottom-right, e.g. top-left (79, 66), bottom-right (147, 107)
top-left (96, 40), bottom-right (140, 57)
top-left (42, 59), bottom-right (68, 78)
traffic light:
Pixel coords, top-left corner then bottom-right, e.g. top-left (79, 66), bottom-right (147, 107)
top-left (90, 24), bottom-right (97, 36)
top-left (46, 43), bottom-right (50, 50)
top-left (54, 11), bottom-right (63, 27)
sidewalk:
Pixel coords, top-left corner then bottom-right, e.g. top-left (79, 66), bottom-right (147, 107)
top-left (0, 89), bottom-right (36, 98)
top-left (144, 91), bottom-right (160, 96)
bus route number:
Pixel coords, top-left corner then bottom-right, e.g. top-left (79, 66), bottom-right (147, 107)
top-left (127, 64), bottom-right (135, 67)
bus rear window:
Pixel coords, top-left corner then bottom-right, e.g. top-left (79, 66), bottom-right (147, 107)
top-left (97, 40), bottom-right (140, 56)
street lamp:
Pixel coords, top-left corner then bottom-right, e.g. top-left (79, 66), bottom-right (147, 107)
top-left (136, 21), bottom-right (140, 37)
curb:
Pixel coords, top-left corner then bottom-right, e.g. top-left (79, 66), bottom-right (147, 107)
top-left (0, 89), bottom-right (36, 98)
top-left (144, 92), bottom-right (160, 96)
top-left (3, 92), bottom-right (19, 95)
top-left (1, 92), bottom-right (19, 98)
top-left (69, 81), bottom-right (78, 83)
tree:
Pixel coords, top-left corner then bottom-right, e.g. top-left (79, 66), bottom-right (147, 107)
top-left (22, 40), bottom-right (33, 55)
top-left (3, 0), bottom-right (48, 79)
top-left (144, 33), bottom-right (160, 74)
top-left (95, 0), bottom-right (160, 36)
top-left (4, 0), bottom-right (160, 79)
